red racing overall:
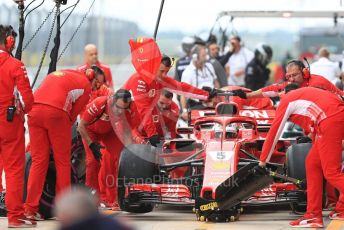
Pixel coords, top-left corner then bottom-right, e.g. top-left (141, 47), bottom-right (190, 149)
top-left (261, 74), bottom-right (344, 98)
top-left (260, 87), bottom-right (344, 217)
top-left (81, 96), bottom-right (140, 205)
top-left (0, 49), bottom-right (33, 223)
top-left (123, 38), bottom-right (208, 139)
top-left (24, 70), bottom-right (91, 215)
top-left (82, 84), bottom-right (112, 200)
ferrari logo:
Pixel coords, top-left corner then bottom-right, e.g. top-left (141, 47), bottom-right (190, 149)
top-left (139, 48), bottom-right (144, 53)
top-left (152, 115), bottom-right (159, 123)
top-left (148, 89), bottom-right (156, 97)
top-left (52, 71), bottom-right (65, 77)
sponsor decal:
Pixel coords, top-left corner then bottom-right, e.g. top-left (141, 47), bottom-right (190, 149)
top-left (148, 89), bottom-right (156, 97)
top-left (139, 48), bottom-right (144, 53)
top-left (137, 88), bottom-right (147, 92)
top-left (52, 71), bottom-right (65, 77)
top-left (136, 37), bottom-right (144, 43)
top-left (241, 129), bottom-right (253, 139)
top-left (240, 110), bottom-right (270, 124)
top-left (216, 151), bottom-right (225, 160)
top-left (200, 201), bottom-right (218, 211)
top-left (152, 115), bottom-right (159, 122)
top-left (100, 114), bottom-right (110, 121)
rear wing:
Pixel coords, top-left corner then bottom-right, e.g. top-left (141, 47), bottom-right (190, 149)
top-left (239, 109), bottom-right (275, 124)
top-left (190, 108), bottom-right (275, 124)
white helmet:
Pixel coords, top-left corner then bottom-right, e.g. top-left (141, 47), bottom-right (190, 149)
top-left (181, 36), bottom-right (196, 54)
top-left (225, 125), bottom-right (238, 138)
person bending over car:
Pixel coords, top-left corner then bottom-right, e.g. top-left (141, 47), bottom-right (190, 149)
top-left (76, 65), bottom-right (112, 207)
top-left (237, 59), bottom-right (343, 209)
top-left (259, 84), bottom-right (344, 228)
top-left (123, 37), bottom-right (215, 147)
top-left (24, 69), bottom-right (101, 221)
top-left (133, 90), bottom-right (180, 141)
top-left (78, 89), bottom-right (140, 211)
top-left (233, 59), bottom-right (344, 99)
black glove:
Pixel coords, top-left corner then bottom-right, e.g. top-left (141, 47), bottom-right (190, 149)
top-left (89, 142), bottom-right (104, 161)
top-left (202, 86), bottom-right (217, 100)
top-left (253, 165), bottom-right (268, 176)
top-left (296, 136), bottom-right (312, 144)
top-left (232, 89), bottom-right (247, 99)
top-left (148, 135), bottom-right (160, 147)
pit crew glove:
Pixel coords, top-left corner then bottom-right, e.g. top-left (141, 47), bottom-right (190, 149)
top-left (89, 142), bottom-right (104, 161)
top-left (232, 89), bottom-right (247, 99)
top-left (148, 135), bottom-right (160, 147)
top-left (296, 136), bottom-right (312, 144)
top-left (202, 86), bottom-right (217, 100)
top-left (253, 165), bottom-right (268, 176)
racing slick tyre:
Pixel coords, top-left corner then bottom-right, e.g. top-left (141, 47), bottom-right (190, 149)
top-left (118, 144), bottom-right (158, 213)
top-left (23, 131), bottom-right (86, 219)
top-left (286, 143), bottom-right (311, 180)
top-left (286, 143), bottom-right (311, 213)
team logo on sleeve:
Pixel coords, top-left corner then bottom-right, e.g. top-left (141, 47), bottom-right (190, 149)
top-left (20, 66), bottom-right (29, 79)
top-left (148, 89), bottom-right (156, 97)
top-left (136, 80), bottom-right (147, 92)
top-left (152, 115), bottom-right (159, 123)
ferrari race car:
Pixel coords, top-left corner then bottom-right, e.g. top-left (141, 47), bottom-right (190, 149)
top-left (0, 89), bottom-right (313, 221)
top-left (117, 90), bottom-right (312, 222)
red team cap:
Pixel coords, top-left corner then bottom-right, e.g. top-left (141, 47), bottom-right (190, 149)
top-left (129, 37), bottom-right (162, 81)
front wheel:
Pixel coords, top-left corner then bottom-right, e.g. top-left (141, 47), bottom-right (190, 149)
top-left (23, 134), bottom-right (85, 219)
top-left (117, 144), bottom-right (158, 213)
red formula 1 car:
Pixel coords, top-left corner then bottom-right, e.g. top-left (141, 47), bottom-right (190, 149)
top-left (117, 90), bottom-right (311, 222)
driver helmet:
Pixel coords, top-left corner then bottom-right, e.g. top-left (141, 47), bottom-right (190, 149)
top-left (225, 124), bottom-right (238, 138)
top-left (254, 43), bottom-right (273, 66)
top-left (214, 123), bottom-right (223, 139)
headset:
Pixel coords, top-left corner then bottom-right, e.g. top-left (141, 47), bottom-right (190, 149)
top-left (303, 57), bottom-right (311, 79)
top-left (84, 68), bottom-right (95, 81)
top-left (287, 59), bottom-right (311, 79)
top-left (4, 26), bottom-right (15, 52)
top-left (84, 65), bottom-right (105, 81)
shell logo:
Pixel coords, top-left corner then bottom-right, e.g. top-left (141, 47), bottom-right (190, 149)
top-left (136, 37), bottom-right (144, 43)
top-left (212, 162), bottom-right (229, 170)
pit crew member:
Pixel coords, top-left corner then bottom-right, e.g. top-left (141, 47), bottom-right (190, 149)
top-left (123, 37), bottom-right (213, 147)
top-left (259, 84), bottom-right (344, 228)
top-left (0, 24), bottom-right (35, 228)
top-left (78, 44), bottom-right (113, 88)
top-left (155, 90), bottom-right (179, 139)
top-left (234, 59), bottom-right (344, 99)
top-left (78, 89), bottom-right (139, 210)
top-left (78, 65), bottom-right (112, 202)
top-left (24, 69), bottom-right (101, 220)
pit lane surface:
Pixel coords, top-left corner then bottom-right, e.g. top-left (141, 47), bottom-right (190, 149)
top-left (0, 205), bottom-right (342, 230)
